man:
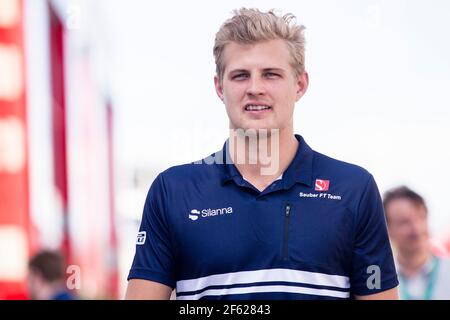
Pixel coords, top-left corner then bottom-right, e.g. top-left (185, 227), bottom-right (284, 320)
top-left (126, 8), bottom-right (398, 300)
top-left (28, 250), bottom-right (77, 300)
top-left (384, 186), bottom-right (450, 299)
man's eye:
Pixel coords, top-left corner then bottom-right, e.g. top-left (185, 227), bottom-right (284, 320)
top-left (232, 74), bottom-right (248, 80)
top-left (265, 72), bottom-right (280, 78)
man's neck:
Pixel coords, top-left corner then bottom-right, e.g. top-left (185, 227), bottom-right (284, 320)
top-left (397, 248), bottom-right (432, 278)
top-left (229, 127), bottom-right (298, 192)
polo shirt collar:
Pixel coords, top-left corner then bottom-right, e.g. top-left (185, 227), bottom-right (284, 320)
top-left (219, 134), bottom-right (314, 189)
top-left (283, 134), bottom-right (314, 189)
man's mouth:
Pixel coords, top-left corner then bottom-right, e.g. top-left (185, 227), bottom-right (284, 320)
top-left (244, 104), bottom-right (272, 111)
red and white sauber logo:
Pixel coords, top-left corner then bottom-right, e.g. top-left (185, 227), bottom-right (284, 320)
top-left (315, 179), bottom-right (330, 191)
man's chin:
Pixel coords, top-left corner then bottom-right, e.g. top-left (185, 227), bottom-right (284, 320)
top-left (402, 242), bottom-right (427, 254)
top-left (230, 127), bottom-right (279, 138)
top-left (232, 123), bottom-right (278, 132)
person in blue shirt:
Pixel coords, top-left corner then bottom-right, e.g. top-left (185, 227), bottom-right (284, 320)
top-left (125, 8), bottom-right (399, 300)
top-left (27, 250), bottom-right (77, 300)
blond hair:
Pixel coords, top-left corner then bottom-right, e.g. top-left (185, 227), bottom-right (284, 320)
top-left (213, 8), bottom-right (306, 83)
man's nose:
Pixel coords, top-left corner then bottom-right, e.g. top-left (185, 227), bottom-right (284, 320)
top-left (246, 76), bottom-right (265, 96)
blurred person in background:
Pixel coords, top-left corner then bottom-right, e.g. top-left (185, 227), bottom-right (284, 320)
top-left (384, 186), bottom-right (450, 300)
top-left (27, 250), bottom-right (77, 300)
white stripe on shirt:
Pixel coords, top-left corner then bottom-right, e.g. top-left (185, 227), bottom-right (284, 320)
top-left (177, 284), bottom-right (350, 299)
top-left (176, 268), bottom-right (350, 297)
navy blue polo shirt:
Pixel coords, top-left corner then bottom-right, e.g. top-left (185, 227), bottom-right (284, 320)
top-left (128, 134), bottom-right (398, 299)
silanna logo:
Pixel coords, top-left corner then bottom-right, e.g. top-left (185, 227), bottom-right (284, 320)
top-left (189, 209), bottom-right (201, 221)
top-left (188, 207), bottom-right (233, 221)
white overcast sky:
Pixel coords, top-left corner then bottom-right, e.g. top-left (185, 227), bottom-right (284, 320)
top-left (100, 0), bottom-right (450, 237)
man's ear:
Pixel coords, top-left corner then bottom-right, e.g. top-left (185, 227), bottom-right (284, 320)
top-left (295, 71), bottom-right (309, 101)
top-left (214, 75), bottom-right (224, 102)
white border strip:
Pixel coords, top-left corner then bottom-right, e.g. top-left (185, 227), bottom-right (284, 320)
top-left (176, 268), bottom-right (350, 293)
top-left (177, 284), bottom-right (350, 300)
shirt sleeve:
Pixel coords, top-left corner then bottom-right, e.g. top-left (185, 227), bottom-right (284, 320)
top-left (127, 173), bottom-right (176, 289)
top-left (350, 174), bottom-right (399, 296)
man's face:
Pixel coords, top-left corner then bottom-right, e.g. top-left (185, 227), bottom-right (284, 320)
top-left (214, 39), bottom-right (308, 131)
top-left (386, 199), bottom-right (430, 255)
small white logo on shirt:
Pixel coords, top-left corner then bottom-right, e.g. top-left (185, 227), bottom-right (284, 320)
top-left (315, 179), bottom-right (330, 191)
top-left (189, 207), bottom-right (233, 221)
top-left (136, 231), bottom-right (146, 245)
top-left (189, 209), bottom-right (200, 221)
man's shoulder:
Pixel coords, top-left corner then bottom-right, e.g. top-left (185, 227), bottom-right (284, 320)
top-left (158, 154), bottom-right (221, 183)
top-left (434, 255), bottom-right (450, 298)
top-left (438, 255), bottom-right (450, 268)
top-left (312, 150), bottom-right (373, 184)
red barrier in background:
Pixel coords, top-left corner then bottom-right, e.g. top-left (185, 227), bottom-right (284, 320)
top-left (1, 0), bottom-right (118, 299)
top-left (0, 0), bottom-right (30, 300)
top-left (48, 0), bottom-right (71, 268)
